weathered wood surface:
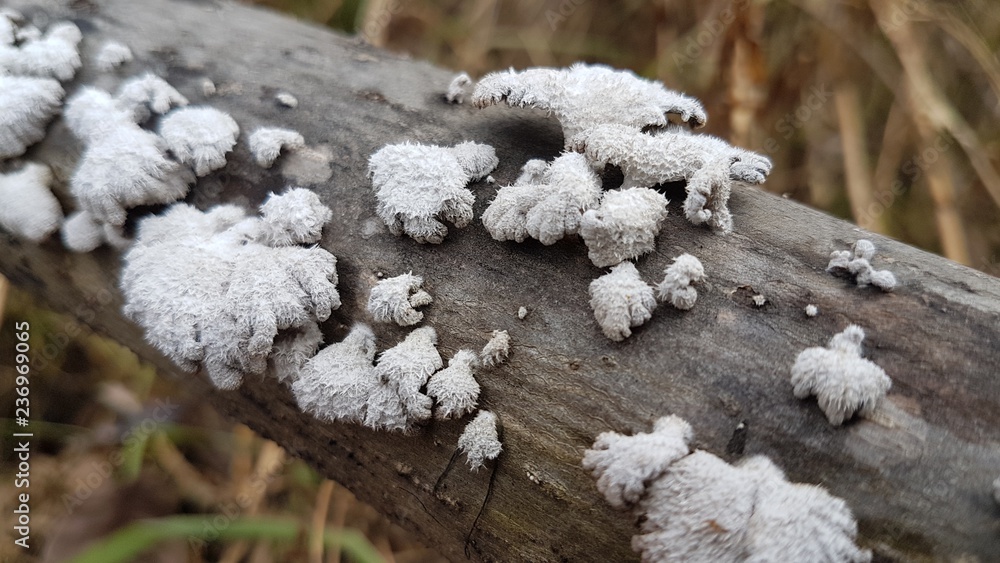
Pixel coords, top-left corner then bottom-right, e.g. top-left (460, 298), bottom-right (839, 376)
top-left (3, 0), bottom-right (1000, 561)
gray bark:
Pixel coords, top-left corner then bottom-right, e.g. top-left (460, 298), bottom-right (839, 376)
top-left (3, 0), bottom-right (1000, 561)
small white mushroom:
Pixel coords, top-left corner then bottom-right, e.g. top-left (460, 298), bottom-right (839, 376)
top-left (827, 239), bottom-right (897, 292)
top-left (583, 416), bottom-right (871, 562)
top-left (751, 294), bottom-right (767, 307)
top-left (589, 262), bottom-right (657, 342)
top-left (367, 272), bottom-right (433, 326)
top-left (373, 326), bottom-right (442, 423)
top-left (457, 410), bottom-right (502, 470)
top-left (655, 253), bottom-right (704, 310)
top-left (275, 92), bottom-right (298, 108)
top-left (368, 141), bottom-right (498, 243)
top-left (94, 41), bottom-right (133, 72)
top-left (517, 306), bottom-right (528, 320)
top-left (0, 21), bottom-right (81, 81)
top-left (61, 210), bottom-right (106, 253)
top-left (248, 127), bottom-right (306, 168)
top-left (805, 304), bottom-right (819, 317)
top-left (791, 325), bottom-right (892, 425)
top-left (472, 63), bottom-right (706, 146)
top-left (0, 75), bottom-right (64, 159)
top-left (115, 73), bottom-right (188, 123)
top-left (580, 188), bottom-right (669, 268)
top-left (426, 349), bottom-right (480, 420)
top-left (159, 106), bottom-right (239, 176)
top-left (445, 72), bottom-right (473, 104)
top-left (480, 330), bottom-right (510, 367)
top-left (0, 162), bottom-right (63, 242)
top-left (482, 152), bottom-right (602, 245)
top-left (572, 123), bottom-right (771, 234)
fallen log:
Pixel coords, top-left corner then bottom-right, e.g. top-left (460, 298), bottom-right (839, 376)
top-left (2, 0), bottom-right (999, 560)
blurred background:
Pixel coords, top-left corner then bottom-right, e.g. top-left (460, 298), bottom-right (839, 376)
top-left (3, 0), bottom-right (999, 561)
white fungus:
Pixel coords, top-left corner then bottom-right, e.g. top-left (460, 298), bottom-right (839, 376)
top-left (480, 330), bottom-right (510, 367)
top-left (806, 304), bottom-right (819, 317)
top-left (94, 40), bottom-right (133, 72)
top-left (572, 124), bottom-right (772, 233)
top-left (293, 324), bottom-right (408, 431)
top-left (445, 72), bottom-right (473, 104)
top-left (517, 306), bottom-right (528, 319)
top-left (368, 141), bottom-right (498, 243)
top-left (752, 294), bottom-right (767, 307)
top-left (472, 63), bottom-right (706, 146)
top-left (579, 187), bottom-right (669, 268)
top-left (457, 410), bottom-right (502, 470)
top-left (0, 162), bottom-right (63, 242)
top-left (248, 127), bottom-right (306, 168)
top-left (426, 349), bottom-right (480, 420)
top-left (373, 326), bottom-right (442, 423)
top-left (827, 239), bottom-right (897, 292)
top-left (791, 325), bottom-right (892, 426)
top-left (589, 262), bottom-right (657, 342)
top-left (275, 92), bottom-right (298, 108)
top-left (583, 416), bottom-right (871, 562)
top-left (0, 21), bottom-right (81, 81)
top-left (655, 253), bottom-right (704, 310)
top-left (115, 73), bottom-right (189, 123)
top-left (61, 210), bottom-right (106, 253)
top-left (367, 272), bottom-right (433, 326)
top-left (121, 188), bottom-right (339, 390)
top-left (481, 152), bottom-right (602, 245)
top-left (158, 106), bottom-right (239, 176)
top-left (64, 86), bottom-right (195, 229)
top-left (0, 75), bottom-right (63, 159)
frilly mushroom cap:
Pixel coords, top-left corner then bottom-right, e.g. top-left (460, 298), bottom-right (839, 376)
top-left (791, 325), bottom-right (892, 425)
top-left (426, 349), bottom-right (480, 420)
top-left (0, 162), bottom-right (63, 242)
top-left (374, 326), bottom-right (442, 422)
top-left (0, 75), bottom-right (64, 158)
top-left (367, 272), bottom-right (432, 326)
top-left (159, 106), bottom-right (239, 177)
top-left (580, 187), bottom-right (669, 268)
top-left (457, 410), bottom-right (502, 470)
top-left (588, 262), bottom-right (658, 341)
top-left (248, 127), bottom-right (305, 168)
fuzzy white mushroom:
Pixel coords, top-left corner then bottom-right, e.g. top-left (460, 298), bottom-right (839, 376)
top-left (791, 325), bottom-right (892, 425)
top-left (445, 72), bottom-right (473, 104)
top-left (115, 73), bottom-right (188, 123)
top-left (373, 326), bottom-right (442, 422)
top-left (584, 417), bottom-right (871, 563)
top-left (472, 63), bottom-right (706, 146)
top-left (0, 162), bottom-right (63, 242)
top-left (0, 21), bottom-right (81, 81)
top-left (572, 124), bottom-right (772, 233)
top-left (827, 239), bottom-right (897, 292)
top-left (482, 152), bottom-right (602, 245)
top-left (367, 272), bottom-right (433, 326)
top-left (655, 253), bottom-right (704, 310)
top-left (740, 456), bottom-right (872, 563)
top-left (121, 188), bottom-right (339, 390)
top-left (0, 75), bottom-right (64, 159)
top-left (248, 127), bottom-right (305, 168)
top-left (275, 92), bottom-right (298, 108)
top-left (806, 304), bottom-right (819, 317)
top-left (251, 186), bottom-right (332, 246)
top-left (582, 415), bottom-right (694, 509)
top-left (517, 306), bottom-right (528, 319)
top-left (61, 210), bottom-right (106, 253)
top-left (426, 349), bottom-right (480, 420)
top-left (293, 324), bottom-right (406, 430)
top-left (159, 107), bottom-right (239, 176)
top-left (457, 410), bottom-right (502, 470)
top-left (589, 262), bottom-right (657, 342)
top-left (94, 40), bottom-right (133, 72)
top-left (480, 330), bottom-right (510, 367)
top-left (368, 141), bottom-right (498, 243)
top-left (580, 187), bottom-right (669, 268)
